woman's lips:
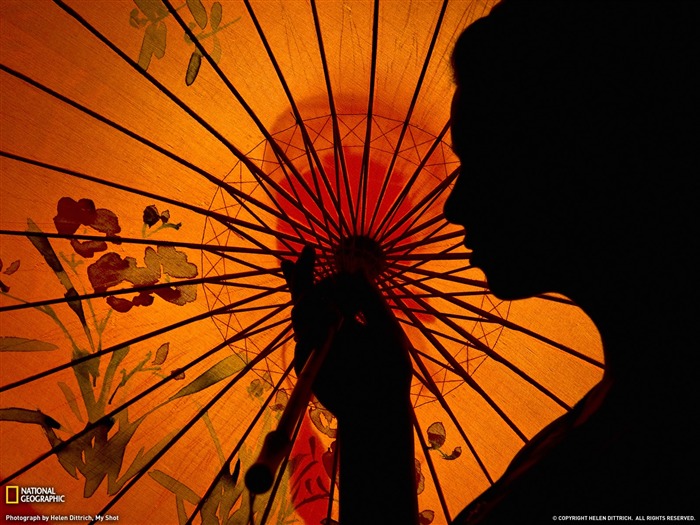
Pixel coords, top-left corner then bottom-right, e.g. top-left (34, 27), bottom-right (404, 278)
top-left (462, 228), bottom-right (475, 250)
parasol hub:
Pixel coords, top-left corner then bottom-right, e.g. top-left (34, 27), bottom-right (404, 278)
top-left (333, 235), bottom-right (386, 280)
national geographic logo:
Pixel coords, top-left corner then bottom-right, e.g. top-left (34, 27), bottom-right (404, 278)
top-left (5, 486), bottom-right (66, 504)
top-left (5, 486), bottom-right (19, 504)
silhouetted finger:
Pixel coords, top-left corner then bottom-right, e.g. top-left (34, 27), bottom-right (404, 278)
top-left (281, 245), bottom-right (316, 303)
top-left (295, 245), bottom-right (315, 299)
top-left (281, 258), bottom-right (295, 286)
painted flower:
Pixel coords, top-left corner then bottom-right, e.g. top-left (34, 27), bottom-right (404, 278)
top-left (53, 197), bottom-right (121, 258)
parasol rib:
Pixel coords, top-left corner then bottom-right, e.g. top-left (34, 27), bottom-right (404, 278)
top-left (406, 342), bottom-right (462, 377)
top-left (409, 357), bottom-right (495, 485)
top-left (388, 250), bottom-right (469, 262)
top-left (392, 278), bottom-right (574, 411)
top-left (325, 432), bottom-right (340, 525)
top-left (309, 0), bottom-right (357, 231)
top-left (184, 361), bottom-right (296, 525)
top-left (161, 0), bottom-right (342, 244)
top-left (405, 276), bottom-right (605, 368)
top-left (384, 214), bottom-right (447, 253)
top-left (51, 0), bottom-right (337, 249)
top-left (533, 293), bottom-right (578, 306)
top-left (0, 287), bottom-right (286, 394)
top-left (412, 412), bottom-right (453, 523)
top-left (373, 122), bottom-right (450, 238)
top-left (242, 0), bottom-right (350, 238)
top-left (400, 306), bottom-right (502, 327)
top-left (356, 0), bottom-right (380, 234)
top-left (0, 65), bottom-right (317, 256)
top-left (0, 151), bottom-right (312, 251)
top-left (367, 0), bottom-right (450, 235)
top-left (386, 262), bottom-right (488, 290)
top-left (88, 327), bottom-right (295, 522)
top-left (257, 402), bottom-right (307, 525)
top-left (389, 228), bottom-right (466, 255)
top-left (382, 283), bottom-right (529, 443)
top-left (0, 268), bottom-right (282, 314)
top-left (0, 306), bottom-right (292, 486)
top-left (382, 238), bottom-right (475, 296)
top-left (379, 168), bottom-right (460, 247)
top-left (1, 229), bottom-right (294, 259)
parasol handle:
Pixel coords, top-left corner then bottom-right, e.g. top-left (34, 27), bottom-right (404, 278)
top-left (245, 319), bottom-right (342, 494)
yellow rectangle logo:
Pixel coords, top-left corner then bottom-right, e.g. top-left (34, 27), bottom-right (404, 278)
top-left (5, 485), bottom-right (19, 504)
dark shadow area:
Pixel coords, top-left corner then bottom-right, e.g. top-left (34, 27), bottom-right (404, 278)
top-left (446, 1), bottom-right (698, 521)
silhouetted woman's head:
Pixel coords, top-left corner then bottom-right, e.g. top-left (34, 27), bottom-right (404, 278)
top-left (445, 1), bottom-right (697, 303)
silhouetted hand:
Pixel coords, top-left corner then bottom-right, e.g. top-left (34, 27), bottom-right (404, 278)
top-left (281, 246), bottom-right (413, 420)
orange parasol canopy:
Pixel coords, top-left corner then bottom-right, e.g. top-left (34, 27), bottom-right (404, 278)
top-left (1, 1), bottom-right (603, 523)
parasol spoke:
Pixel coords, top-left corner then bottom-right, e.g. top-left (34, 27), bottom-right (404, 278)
top-left (534, 293), bottom-right (578, 306)
top-left (389, 218), bottom-right (456, 269)
top-left (88, 326), bottom-right (295, 522)
top-left (0, 305), bottom-right (292, 486)
top-left (393, 280), bottom-right (574, 411)
top-left (239, 1), bottom-right (351, 237)
top-left (384, 214), bottom-right (446, 254)
top-left (1, 228), bottom-right (294, 259)
top-left (200, 246), bottom-right (285, 276)
top-left (367, 0), bottom-right (450, 235)
top-left (0, 66), bottom-right (281, 241)
top-left (388, 263), bottom-right (577, 308)
top-left (381, 264), bottom-right (488, 300)
top-left (401, 317), bottom-right (495, 352)
top-left (412, 411), bottom-right (452, 523)
top-left (406, 341), bottom-right (461, 377)
top-left (184, 361), bottom-right (296, 525)
top-left (388, 228), bottom-right (466, 255)
top-left (355, 0), bottom-right (380, 235)
top-left (386, 262), bottom-right (488, 290)
top-left (386, 251), bottom-right (469, 262)
top-left (384, 245), bottom-right (478, 297)
top-left (384, 289), bottom-right (489, 300)
top-left (378, 167), bottom-right (460, 246)
top-left (0, 268), bottom-right (282, 314)
top-left (409, 358), bottom-right (494, 485)
top-left (405, 276), bottom-right (605, 369)
top-left (0, 66), bottom-right (319, 254)
top-left (51, 0), bottom-right (338, 248)
top-left (309, 0), bottom-right (357, 233)
top-left (400, 305), bottom-right (501, 327)
top-left (325, 431), bottom-right (340, 525)
top-left (274, 160), bottom-right (336, 248)
top-left (0, 285), bottom-right (285, 393)
top-left (257, 397), bottom-right (307, 525)
top-left (382, 283), bottom-right (529, 443)
top-left (382, 238), bottom-right (473, 291)
top-left (373, 121), bottom-right (450, 239)
top-left (162, 0), bottom-right (342, 244)
top-left (0, 151), bottom-right (313, 253)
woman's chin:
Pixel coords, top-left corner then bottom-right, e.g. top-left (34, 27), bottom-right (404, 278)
top-left (479, 261), bottom-right (549, 301)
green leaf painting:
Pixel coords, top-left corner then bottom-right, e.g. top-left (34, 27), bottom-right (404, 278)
top-left (0, 337), bottom-right (59, 352)
top-left (170, 354), bottom-right (246, 401)
top-left (0, 407), bottom-right (61, 429)
top-left (426, 421), bottom-right (462, 460)
top-left (130, 0), bottom-right (240, 85)
top-left (1, 196), bottom-right (205, 503)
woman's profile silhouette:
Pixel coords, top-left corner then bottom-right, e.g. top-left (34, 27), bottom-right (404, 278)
top-left (285, 1), bottom-right (699, 523)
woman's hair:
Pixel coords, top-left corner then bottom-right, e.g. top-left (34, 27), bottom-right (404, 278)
top-left (450, 1), bottom-right (698, 257)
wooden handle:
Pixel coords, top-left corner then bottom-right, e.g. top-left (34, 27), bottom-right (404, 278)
top-left (245, 319), bottom-right (341, 494)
